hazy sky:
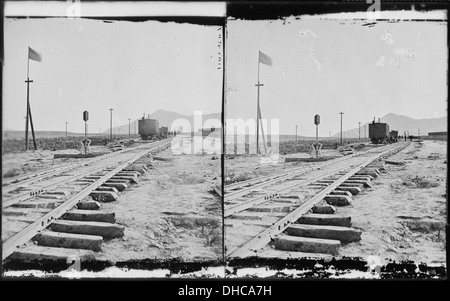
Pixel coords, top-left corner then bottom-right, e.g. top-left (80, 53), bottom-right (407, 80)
top-left (226, 12), bottom-right (447, 136)
top-left (3, 18), bottom-right (223, 133)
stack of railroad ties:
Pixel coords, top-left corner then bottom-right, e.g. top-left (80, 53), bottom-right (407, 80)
top-left (2, 140), bottom-right (172, 266)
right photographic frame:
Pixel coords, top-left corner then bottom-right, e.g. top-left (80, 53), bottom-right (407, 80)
top-left (223, 2), bottom-right (447, 278)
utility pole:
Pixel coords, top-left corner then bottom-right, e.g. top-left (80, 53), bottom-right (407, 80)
top-left (358, 122), bottom-right (361, 141)
top-left (295, 125), bottom-right (298, 141)
top-left (65, 122), bottom-right (68, 138)
top-left (364, 125), bottom-right (367, 139)
top-left (128, 118), bottom-right (131, 138)
top-left (339, 112), bottom-right (344, 144)
top-left (109, 108), bottom-right (113, 141)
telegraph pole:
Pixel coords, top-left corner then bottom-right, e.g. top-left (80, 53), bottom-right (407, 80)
top-left (339, 112), bottom-right (344, 144)
top-left (295, 125), bottom-right (298, 141)
top-left (109, 108), bottom-right (113, 141)
top-left (128, 118), bottom-right (131, 138)
top-left (358, 122), bottom-right (361, 141)
top-left (65, 122), bottom-right (68, 138)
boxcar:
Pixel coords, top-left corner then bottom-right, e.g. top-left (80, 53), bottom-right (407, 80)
top-left (138, 118), bottom-right (160, 140)
top-left (389, 130), bottom-right (399, 142)
top-left (369, 122), bottom-right (390, 144)
top-left (159, 126), bottom-right (168, 138)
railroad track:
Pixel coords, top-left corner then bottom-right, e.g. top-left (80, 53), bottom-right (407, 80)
top-left (2, 138), bottom-right (173, 261)
top-left (225, 148), bottom-right (369, 200)
top-left (225, 141), bottom-right (410, 259)
top-left (2, 141), bottom-right (157, 197)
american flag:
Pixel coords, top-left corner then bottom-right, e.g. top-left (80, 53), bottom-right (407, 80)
top-left (259, 50), bottom-right (272, 66)
top-left (28, 47), bottom-right (42, 62)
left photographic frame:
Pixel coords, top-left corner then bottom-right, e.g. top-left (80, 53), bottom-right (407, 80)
top-left (2, 1), bottom-right (225, 278)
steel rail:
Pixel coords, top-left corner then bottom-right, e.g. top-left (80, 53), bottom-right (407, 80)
top-left (226, 141), bottom-right (409, 258)
top-left (2, 139), bottom-right (167, 192)
top-left (225, 143), bottom-right (401, 217)
top-left (225, 154), bottom-right (362, 200)
top-left (225, 160), bottom-right (364, 217)
top-left (2, 140), bottom-right (172, 260)
top-left (2, 139), bottom-right (171, 208)
top-left (225, 153), bottom-right (360, 193)
top-left (225, 144), bottom-right (394, 198)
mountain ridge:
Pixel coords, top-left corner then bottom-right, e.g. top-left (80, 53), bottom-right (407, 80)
top-left (332, 113), bottom-right (446, 138)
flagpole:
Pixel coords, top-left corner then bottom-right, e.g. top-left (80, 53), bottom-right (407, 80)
top-left (25, 47), bottom-right (37, 150)
top-left (255, 51), bottom-right (270, 155)
top-left (28, 102), bottom-right (37, 150)
top-left (258, 106), bottom-right (268, 153)
top-left (25, 51), bottom-right (30, 150)
top-left (256, 59), bottom-right (260, 155)
top-left (256, 53), bottom-right (264, 155)
top-left (27, 49), bottom-right (30, 78)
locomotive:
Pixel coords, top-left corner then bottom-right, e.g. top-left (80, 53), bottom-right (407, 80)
top-left (138, 115), bottom-right (169, 140)
top-left (368, 118), bottom-right (399, 144)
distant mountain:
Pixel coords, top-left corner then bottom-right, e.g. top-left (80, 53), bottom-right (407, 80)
top-left (107, 109), bottom-right (221, 135)
top-left (333, 113), bottom-right (447, 138)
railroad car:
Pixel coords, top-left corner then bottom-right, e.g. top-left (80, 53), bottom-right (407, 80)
top-left (159, 126), bottom-right (169, 138)
top-left (138, 118), bottom-right (160, 140)
top-left (389, 130), bottom-right (399, 142)
top-left (369, 120), bottom-right (390, 144)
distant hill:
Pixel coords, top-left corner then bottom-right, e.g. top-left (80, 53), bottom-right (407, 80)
top-left (333, 113), bottom-right (447, 138)
top-left (106, 109), bottom-right (221, 135)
